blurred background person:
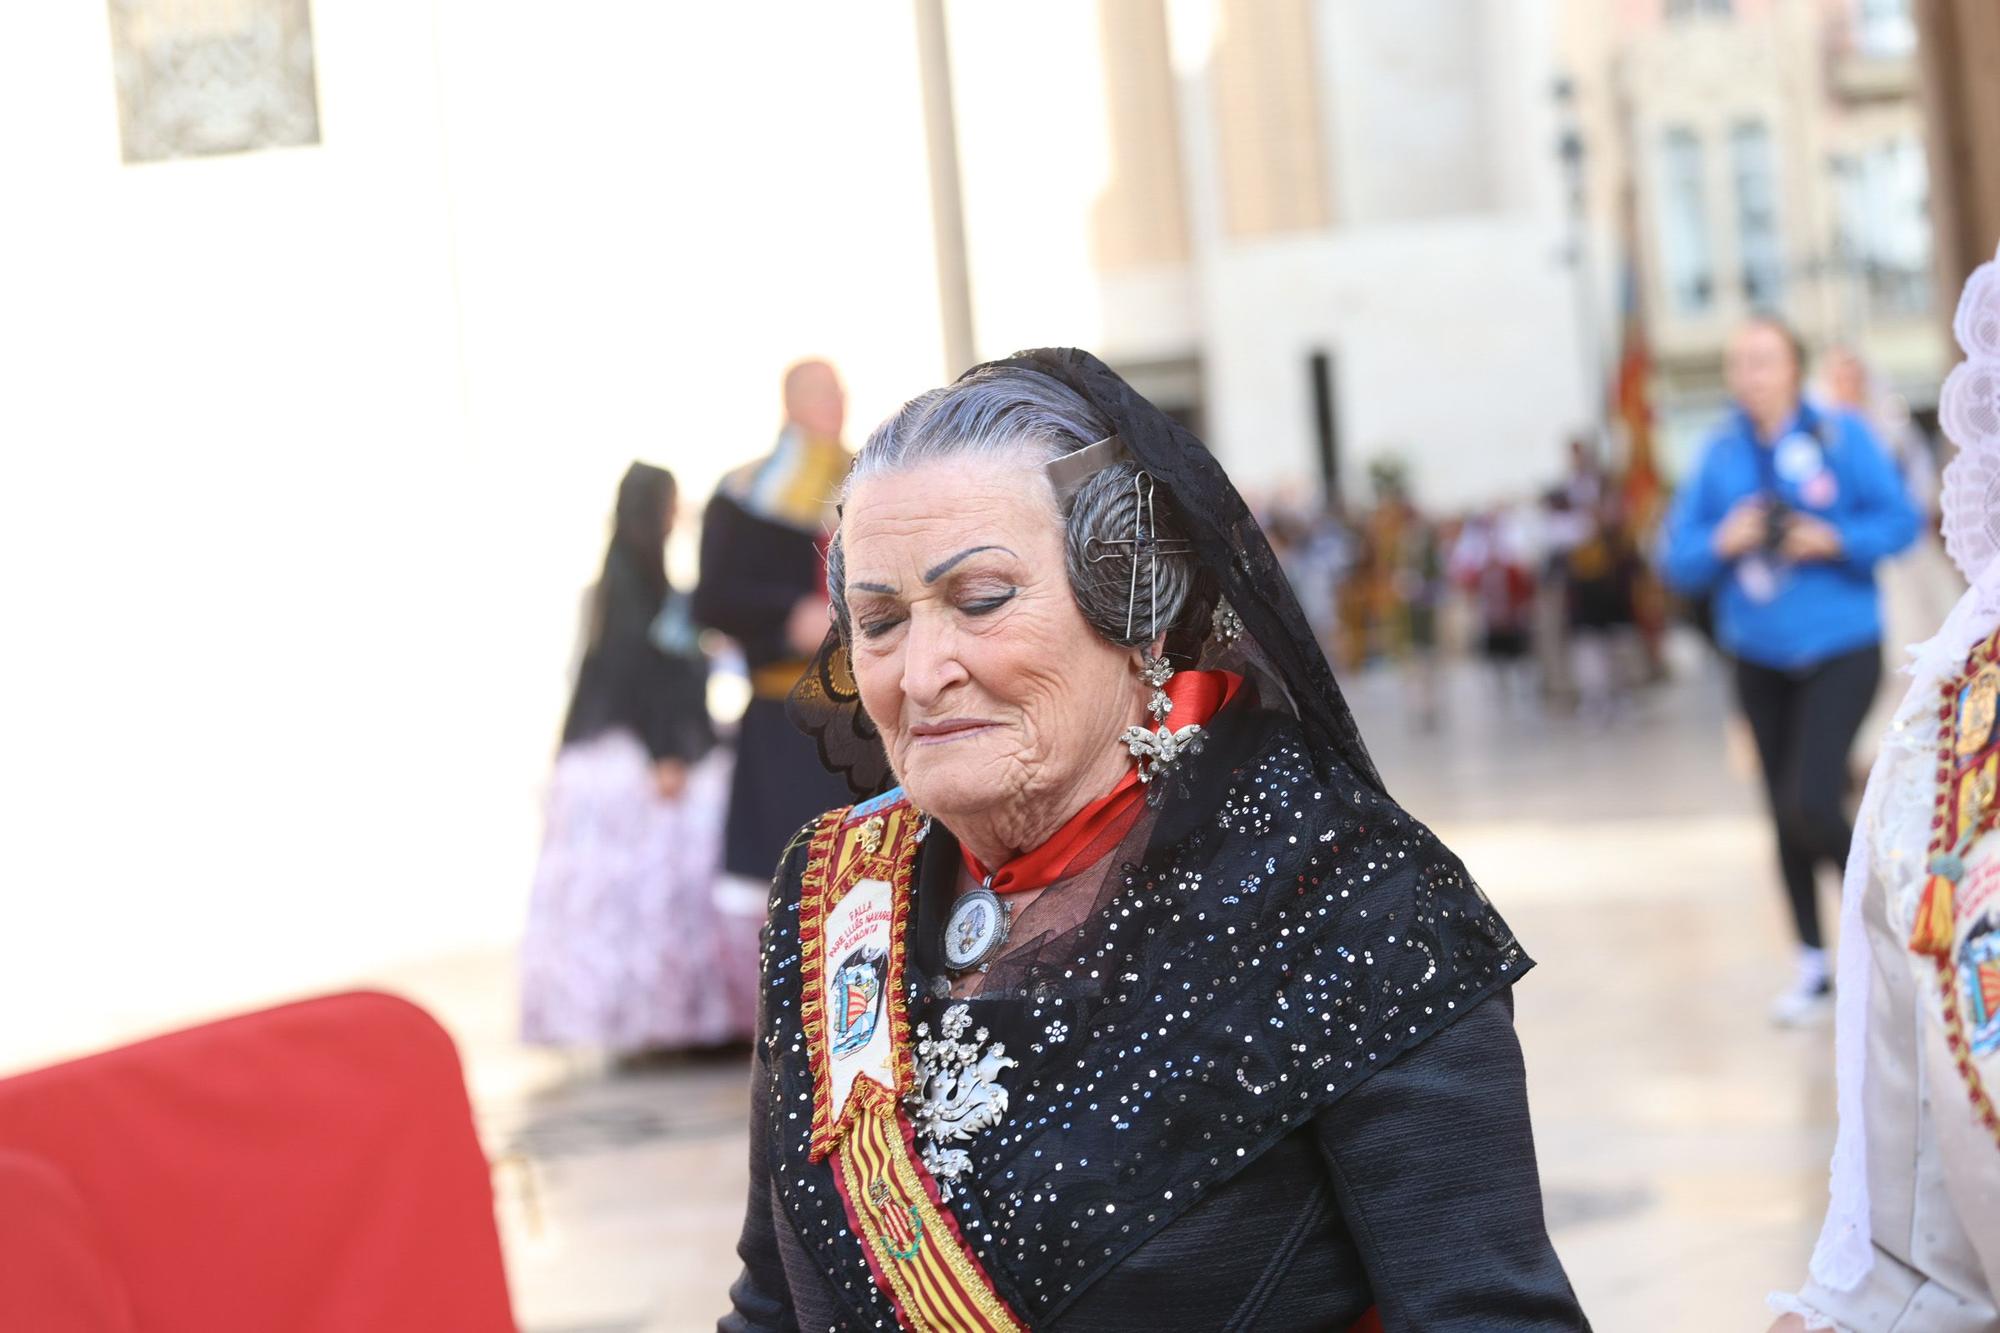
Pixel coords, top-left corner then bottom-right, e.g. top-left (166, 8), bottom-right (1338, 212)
top-left (694, 360), bottom-right (857, 913)
top-left (1564, 434), bottom-right (1607, 513)
top-left (1451, 506), bottom-right (1539, 706)
top-left (1564, 499), bottom-right (1644, 726)
top-left (1537, 486), bottom-right (1586, 710)
top-left (1663, 317), bottom-right (1919, 1026)
top-left (1823, 345), bottom-right (1941, 532)
top-left (1394, 498), bottom-right (1448, 731)
top-left (1266, 496), bottom-right (1353, 668)
top-left (1822, 345), bottom-right (1964, 758)
top-left (520, 462), bottom-right (739, 1056)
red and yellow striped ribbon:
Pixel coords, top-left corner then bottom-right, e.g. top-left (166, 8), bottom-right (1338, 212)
top-left (801, 793), bottom-right (1027, 1329)
top-left (831, 1078), bottom-right (1024, 1332)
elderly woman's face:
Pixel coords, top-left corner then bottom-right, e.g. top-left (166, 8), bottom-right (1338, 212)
top-left (841, 452), bottom-right (1142, 833)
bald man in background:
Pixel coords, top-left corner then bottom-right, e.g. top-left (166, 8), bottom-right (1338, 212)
top-left (694, 360), bottom-right (863, 920)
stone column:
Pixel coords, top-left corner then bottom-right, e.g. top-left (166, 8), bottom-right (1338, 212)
top-left (1915, 0), bottom-right (2000, 302)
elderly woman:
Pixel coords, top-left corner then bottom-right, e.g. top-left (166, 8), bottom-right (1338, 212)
top-left (720, 350), bottom-right (1586, 1331)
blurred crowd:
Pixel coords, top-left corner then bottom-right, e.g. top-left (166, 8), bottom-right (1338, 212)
top-left (523, 333), bottom-right (1958, 1061)
top-left (1255, 436), bottom-right (1665, 733)
top-left (1256, 345), bottom-right (1950, 742)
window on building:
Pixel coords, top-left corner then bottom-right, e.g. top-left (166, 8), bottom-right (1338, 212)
top-left (1664, 0), bottom-right (1733, 19)
top-left (1854, 0), bottom-right (1917, 57)
top-left (1836, 135), bottom-right (1933, 318)
top-left (1658, 128), bottom-right (1715, 315)
top-left (1729, 121), bottom-right (1784, 308)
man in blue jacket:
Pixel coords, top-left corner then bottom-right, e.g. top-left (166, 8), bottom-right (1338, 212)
top-left (1664, 317), bottom-right (1919, 1025)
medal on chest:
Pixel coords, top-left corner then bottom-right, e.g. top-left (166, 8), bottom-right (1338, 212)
top-left (1912, 630), bottom-right (2000, 1149)
top-left (943, 882), bottom-right (1012, 975)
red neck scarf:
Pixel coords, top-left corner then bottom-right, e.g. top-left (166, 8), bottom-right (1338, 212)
top-left (960, 670), bottom-right (1243, 895)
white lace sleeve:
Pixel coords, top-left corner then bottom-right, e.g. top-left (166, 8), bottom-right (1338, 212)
top-left (1764, 1291), bottom-right (1845, 1331)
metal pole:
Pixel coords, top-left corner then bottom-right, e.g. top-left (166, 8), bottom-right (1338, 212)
top-left (1555, 77), bottom-right (1609, 462)
top-left (914, 0), bottom-right (976, 377)
top-left (1568, 183), bottom-right (1610, 460)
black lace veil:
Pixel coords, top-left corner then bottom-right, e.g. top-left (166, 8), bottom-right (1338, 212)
top-left (788, 346), bottom-right (1385, 801)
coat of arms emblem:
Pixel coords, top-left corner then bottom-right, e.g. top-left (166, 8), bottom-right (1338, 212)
top-left (1964, 915), bottom-right (2000, 1057)
top-left (831, 944), bottom-right (889, 1057)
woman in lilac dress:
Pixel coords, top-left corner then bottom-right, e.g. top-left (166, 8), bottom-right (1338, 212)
top-left (521, 463), bottom-right (755, 1054)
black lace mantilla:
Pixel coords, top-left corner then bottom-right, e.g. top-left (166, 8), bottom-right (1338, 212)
top-left (788, 346), bottom-right (1387, 803)
top-left (754, 706), bottom-right (1526, 1329)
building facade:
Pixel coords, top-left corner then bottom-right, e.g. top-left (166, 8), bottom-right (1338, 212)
top-left (948, 0), bottom-right (1598, 511)
top-left (1914, 0), bottom-right (2000, 305)
top-left (1559, 0), bottom-right (1945, 471)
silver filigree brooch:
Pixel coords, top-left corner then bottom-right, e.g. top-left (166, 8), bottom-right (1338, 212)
top-left (904, 1003), bottom-right (1016, 1200)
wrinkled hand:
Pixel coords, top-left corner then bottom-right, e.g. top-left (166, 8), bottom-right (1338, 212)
top-left (786, 595), bottom-right (832, 657)
top-left (1781, 514), bottom-right (1844, 563)
top-left (1713, 497), bottom-right (1769, 559)
top-left (653, 758), bottom-right (688, 801)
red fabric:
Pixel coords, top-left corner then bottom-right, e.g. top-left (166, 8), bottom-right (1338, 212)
top-left (0, 991), bottom-right (515, 1333)
top-left (963, 670), bottom-right (1243, 894)
top-left (0, 1149), bottom-right (134, 1332)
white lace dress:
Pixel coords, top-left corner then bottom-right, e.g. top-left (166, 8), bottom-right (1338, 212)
top-left (1773, 246), bottom-right (2000, 1330)
top-left (519, 733), bottom-right (755, 1052)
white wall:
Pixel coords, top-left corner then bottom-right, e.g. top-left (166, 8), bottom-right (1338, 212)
top-left (1197, 217), bottom-right (1591, 507)
top-left (946, 1), bottom-right (1122, 361)
top-left (0, 1), bottom-right (947, 1069)
top-left (1176, 0), bottom-right (1591, 508)
top-left (1319, 0), bottom-right (1502, 225)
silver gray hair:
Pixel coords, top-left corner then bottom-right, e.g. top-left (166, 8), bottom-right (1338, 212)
top-left (828, 366), bottom-right (1194, 650)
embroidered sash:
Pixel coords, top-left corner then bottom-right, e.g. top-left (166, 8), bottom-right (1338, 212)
top-left (1914, 628), bottom-right (2000, 1151)
top-left (798, 791), bottom-right (1026, 1332)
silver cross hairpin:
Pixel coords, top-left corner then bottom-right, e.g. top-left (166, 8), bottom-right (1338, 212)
top-left (1085, 471), bottom-right (1191, 641)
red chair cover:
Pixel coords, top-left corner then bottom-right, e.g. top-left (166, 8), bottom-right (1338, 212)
top-left (0, 991), bottom-right (515, 1332)
top-left (0, 1148), bottom-right (134, 1332)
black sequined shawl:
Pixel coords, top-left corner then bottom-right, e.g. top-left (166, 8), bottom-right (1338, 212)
top-left (747, 696), bottom-right (1527, 1328)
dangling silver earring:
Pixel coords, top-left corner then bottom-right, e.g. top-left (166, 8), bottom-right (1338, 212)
top-left (1125, 650), bottom-right (1204, 784)
top-left (1086, 471), bottom-right (1201, 785)
top-left (1139, 652), bottom-right (1174, 723)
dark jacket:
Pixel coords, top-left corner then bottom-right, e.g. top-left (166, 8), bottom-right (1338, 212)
top-left (692, 490), bottom-right (827, 671)
top-left (562, 559), bottom-right (712, 764)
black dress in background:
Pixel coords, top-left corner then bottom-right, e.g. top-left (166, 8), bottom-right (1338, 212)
top-left (523, 463), bottom-right (749, 1052)
top-left (563, 554), bottom-right (714, 766)
top-left (694, 486), bottom-right (854, 883)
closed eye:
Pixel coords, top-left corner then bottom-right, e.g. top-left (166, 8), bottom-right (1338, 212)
top-left (961, 589), bottom-right (1017, 616)
top-left (858, 615), bottom-right (905, 640)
